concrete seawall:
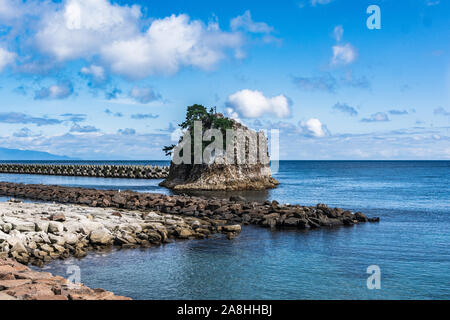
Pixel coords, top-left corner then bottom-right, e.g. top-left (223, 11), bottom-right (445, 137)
top-left (0, 164), bottom-right (169, 179)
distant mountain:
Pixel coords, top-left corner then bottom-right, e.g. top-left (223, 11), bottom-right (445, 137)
top-left (0, 147), bottom-right (73, 160)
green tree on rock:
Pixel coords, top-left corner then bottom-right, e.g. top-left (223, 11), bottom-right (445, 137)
top-left (163, 104), bottom-right (234, 157)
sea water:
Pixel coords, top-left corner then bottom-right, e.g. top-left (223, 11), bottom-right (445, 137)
top-left (1, 160), bottom-right (449, 299)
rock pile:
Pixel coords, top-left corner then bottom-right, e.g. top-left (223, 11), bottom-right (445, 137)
top-left (0, 201), bottom-right (241, 266)
top-left (0, 164), bottom-right (169, 179)
top-left (0, 182), bottom-right (379, 234)
top-left (0, 258), bottom-right (130, 300)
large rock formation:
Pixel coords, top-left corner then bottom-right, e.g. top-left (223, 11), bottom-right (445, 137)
top-left (160, 115), bottom-right (279, 191)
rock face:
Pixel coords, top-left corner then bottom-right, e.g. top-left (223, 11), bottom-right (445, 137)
top-left (160, 163), bottom-right (279, 191)
top-left (0, 258), bottom-right (130, 300)
top-left (160, 116), bottom-right (279, 191)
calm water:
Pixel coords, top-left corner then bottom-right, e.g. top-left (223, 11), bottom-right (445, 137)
top-left (2, 161), bottom-right (449, 299)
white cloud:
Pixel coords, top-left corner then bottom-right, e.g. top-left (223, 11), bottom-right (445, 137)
top-left (426, 0), bottom-right (440, 6)
top-left (35, 0), bottom-right (141, 61)
top-left (102, 14), bottom-right (243, 78)
top-left (32, 0), bottom-right (244, 79)
top-left (0, 47), bottom-right (16, 72)
top-left (333, 25), bottom-right (343, 42)
top-left (80, 64), bottom-right (106, 82)
top-left (34, 81), bottom-right (74, 100)
top-left (311, 0), bottom-right (333, 6)
top-left (361, 112), bottom-right (390, 122)
top-left (129, 86), bottom-right (161, 104)
top-left (331, 43), bottom-right (357, 65)
top-left (299, 118), bottom-right (328, 137)
top-left (227, 89), bottom-right (291, 118)
top-left (230, 10), bottom-right (273, 33)
top-left (0, 0), bottom-right (26, 22)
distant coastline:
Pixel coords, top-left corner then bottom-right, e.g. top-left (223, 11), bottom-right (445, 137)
top-left (0, 147), bottom-right (74, 161)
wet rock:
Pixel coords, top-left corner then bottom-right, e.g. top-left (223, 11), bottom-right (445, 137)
top-left (283, 217), bottom-right (299, 227)
top-left (222, 225), bottom-right (241, 233)
top-left (229, 195), bottom-right (246, 202)
top-left (354, 212), bottom-right (368, 222)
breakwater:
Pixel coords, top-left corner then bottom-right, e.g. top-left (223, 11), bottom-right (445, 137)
top-left (0, 181), bottom-right (379, 229)
top-left (0, 163), bottom-right (169, 179)
top-left (0, 181), bottom-right (379, 267)
top-left (0, 201), bottom-right (240, 267)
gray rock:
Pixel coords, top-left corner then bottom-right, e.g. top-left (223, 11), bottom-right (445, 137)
top-left (64, 233), bottom-right (79, 245)
top-left (10, 241), bottom-right (27, 254)
top-left (4, 217), bottom-right (36, 232)
top-left (35, 221), bottom-right (49, 233)
top-left (89, 228), bottom-right (113, 245)
top-left (48, 234), bottom-right (65, 246)
top-left (1, 223), bottom-right (12, 233)
top-left (48, 221), bottom-right (64, 234)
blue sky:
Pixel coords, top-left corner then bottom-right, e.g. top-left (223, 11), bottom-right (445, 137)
top-left (0, 0), bottom-right (448, 159)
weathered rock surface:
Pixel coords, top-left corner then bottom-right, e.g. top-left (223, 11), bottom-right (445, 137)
top-left (0, 258), bottom-right (130, 300)
top-left (160, 115), bottom-right (279, 191)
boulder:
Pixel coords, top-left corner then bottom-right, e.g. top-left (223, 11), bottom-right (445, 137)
top-left (1, 223), bottom-right (12, 233)
top-left (4, 218), bottom-right (35, 233)
top-left (89, 229), bottom-right (113, 245)
top-left (112, 194), bottom-right (127, 206)
top-left (283, 217), bottom-right (299, 227)
top-left (10, 242), bottom-right (27, 255)
top-left (222, 225), bottom-right (242, 233)
top-left (176, 228), bottom-right (193, 239)
top-left (48, 221), bottom-right (63, 234)
top-left (63, 233), bottom-right (79, 245)
top-left (48, 234), bottom-right (65, 246)
top-left (50, 213), bottom-right (66, 222)
top-left (354, 212), bottom-right (368, 222)
top-left (35, 221), bottom-right (49, 233)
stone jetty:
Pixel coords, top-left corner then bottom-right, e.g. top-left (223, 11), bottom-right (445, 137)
top-left (0, 200), bottom-right (239, 266)
top-left (0, 257), bottom-right (130, 300)
top-left (0, 182), bottom-right (379, 245)
top-left (0, 163), bottom-right (169, 179)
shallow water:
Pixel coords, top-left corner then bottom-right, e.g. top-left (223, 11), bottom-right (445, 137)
top-left (3, 160), bottom-right (449, 299)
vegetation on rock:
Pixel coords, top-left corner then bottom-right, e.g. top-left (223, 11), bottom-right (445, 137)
top-left (163, 104), bottom-right (234, 156)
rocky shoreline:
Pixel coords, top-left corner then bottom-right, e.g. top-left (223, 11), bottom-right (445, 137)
top-left (0, 181), bottom-right (379, 234)
top-left (0, 164), bottom-right (169, 179)
top-left (0, 257), bottom-right (130, 300)
top-left (0, 181), bottom-right (379, 300)
top-left (0, 200), bottom-right (240, 266)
